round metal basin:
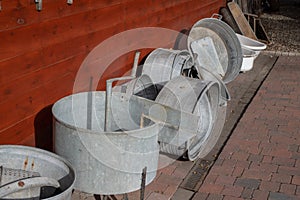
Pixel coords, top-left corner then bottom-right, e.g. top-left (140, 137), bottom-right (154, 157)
top-left (0, 145), bottom-right (75, 200)
top-left (155, 76), bottom-right (220, 161)
top-left (188, 18), bottom-right (243, 83)
top-left (142, 48), bottom-right (192, 87)
top-left (52, 92), bottom-right (159, 195)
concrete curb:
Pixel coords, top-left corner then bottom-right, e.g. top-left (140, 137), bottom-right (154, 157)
top-left (262, 50), bottom-right (300, 57)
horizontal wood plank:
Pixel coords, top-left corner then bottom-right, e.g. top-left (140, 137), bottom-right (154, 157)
top-left (0, 4), bottom-right (124, 60)
top-left (0, 0), bottom-right (122, 31)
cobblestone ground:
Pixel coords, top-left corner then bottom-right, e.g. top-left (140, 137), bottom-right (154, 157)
top-left (194, 56), bottom-right (300, 200)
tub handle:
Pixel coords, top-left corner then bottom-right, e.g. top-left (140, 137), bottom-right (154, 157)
top-left (0, 177), bottom-right (60, 198)
top-left (211, 13), bottom-right (223, 20)
top-left (105, 51), bottom-right (140, 131)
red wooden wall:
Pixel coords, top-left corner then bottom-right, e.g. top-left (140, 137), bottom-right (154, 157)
top-left (0, 0), bottom-right (225, 151)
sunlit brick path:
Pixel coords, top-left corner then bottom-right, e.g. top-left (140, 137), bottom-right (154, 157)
top-left (194, 56), bottom-right (300, 200)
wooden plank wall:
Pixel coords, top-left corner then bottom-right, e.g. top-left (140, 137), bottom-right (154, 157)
top-left (0, 0), bottom-right (225, 151)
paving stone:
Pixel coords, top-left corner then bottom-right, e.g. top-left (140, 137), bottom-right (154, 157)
top-left (252, 190), bottom-right (269, 199)
top-left (279, 183), bottom-right (297, 195)
top-left (235, 178), bottom-right (261, 189)
top-left (172, 167), bottom-right (189, 179)
top-left (271, 173), bottom-right (292, 184)
top-left (232, 166), bottom-right (244, 177)
top-left (291, 152), bottom-right (300, 160)
top-left (147, 192), bottom-right (169, 200)
top-left (163, 185), bottom-right (178, 198)
top-left (241, 188), bottom-right (254, 199)
top-left (203, 174), bottom-right (218, 184)
top-left (248, 154), bottom-right (263, 162)
top-left (262, 155), bottom-right (273, 163)
top-left (231, 151), bottom-right (250, 161)
top-left (198, 183), bottom-right (224, 194)
top-left (221, 185), bottom-right (243, 198)
top-left (171, 188), bottom-right (194, 200)
top-left (156, 173), bottom-right (182, 186)
top-left (259, 180), bottom-right (280, 192)
top-left (272, 157), bottom-right (296, 167)
top-left (269, 192), bottom-right (299, 200)
top-left (278, 166), bottom-right (300, 176)
top-left (206, 193), bottom-right (223, 200)
top-left (191, 192), bottom-right (209, 200)
top-left (222, 196), bottom-right (243, 200)
top-left (159, 164), bottom-right (177, 175)
top-left (292, 175), bottom-right (300, 185)
top-left (215, 175), bottom-right (236, 186)
top-left (146, 181), bottom-right (168, 194)
top-left (242, 169), bottom-right (272, 181)
top-left (249, 162), bottom-right (278, 174)
top-left (296, 186), bottom-right (300, 196)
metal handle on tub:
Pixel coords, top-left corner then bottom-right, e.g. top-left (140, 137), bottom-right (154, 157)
top-left (211, 13), bottom-right (223, 20)
top-left (0, 177), bottom-right (60, 198)
top-left (104, 51), bottom-right (141, 131)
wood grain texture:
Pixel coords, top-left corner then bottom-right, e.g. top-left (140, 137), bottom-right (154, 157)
top-left (0, 0), bottom-right (225, 148)
top-left (227, 2), bottom-right (257, 39)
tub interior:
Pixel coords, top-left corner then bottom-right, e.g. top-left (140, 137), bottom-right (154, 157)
top-left (0, 146), bottom-right (75, 199)
top-left (52, 92), bottom-right (152, 133)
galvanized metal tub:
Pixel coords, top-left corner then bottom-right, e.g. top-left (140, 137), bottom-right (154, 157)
top-left (188, 18), bottom-right (243, 83)
top-left (52, 92), bottom-right (159, 195)
top-left (113, 74), bottom-right (159, 101)
top-left (196, 66), bottom-right (231, 101)
top-left (141, 48), bottom-right (193, 87)
top-left (0, 145), bottom-right (75, 200)
top-left (155, 76), bottom-right (220, 160)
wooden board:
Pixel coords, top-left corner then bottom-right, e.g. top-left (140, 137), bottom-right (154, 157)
top-left (227, 2), bottom-right (257, 40)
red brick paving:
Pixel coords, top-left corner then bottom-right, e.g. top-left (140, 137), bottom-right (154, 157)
top-left (194, 56), bottom-right (300, 199)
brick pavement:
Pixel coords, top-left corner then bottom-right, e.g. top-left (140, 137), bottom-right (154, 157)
top-left (193, 56), bottom-right (300, 200)
top-left (72, 54), bottom-right (297, 200)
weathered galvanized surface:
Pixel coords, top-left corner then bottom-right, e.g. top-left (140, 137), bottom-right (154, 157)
top-left (113, 74), bottom-right (159, 101)
top-left (0, 176), bottom-right (60, 199)
top-left (155, 76), bottom-right (221, 161)
top-left (53, 92), bottom-right (160, 195)
top-left (188, 18), bottom-right (243, 83)
top-left (142, 48), bottom-right (193, 86)
top-left (196, 66), bottom-right (231, 101)
top-left (0, 145), bottom-right (75, 200)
